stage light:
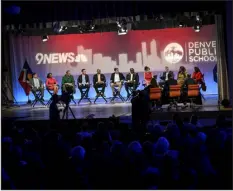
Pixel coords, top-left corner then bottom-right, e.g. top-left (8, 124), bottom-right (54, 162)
top-left (118, 27), bottom-right (128, 35)
top-left (193, 24), bottom-right (200, 32)
top-left (78, 26), bottom-right (84, 33)
top-left (86, 21), bottom-right (95, 31)
top-left (42, 35), bottom-right (49, 42)
top-left (179, 22), bottom-right (183, 27)
top-left (53, 22), bottom-right (67, 33)
top-left (117, 19), bottom-right (128, 35)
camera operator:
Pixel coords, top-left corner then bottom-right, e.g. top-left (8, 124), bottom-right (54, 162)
top-left (49, 95), bottom-right (61, 122)
top-left (131, 90), bottom-right (150, 134)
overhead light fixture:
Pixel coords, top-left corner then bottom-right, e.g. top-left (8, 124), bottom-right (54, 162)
top-left (196, 15), bottom-right (200, 21)
top-left (193, 25), bottom-right (200, 32)
top-left (42, 35), bottom-right (49, 42)
top-left (86, 20), bottom-right (95, 31)
top-left (117, 19), bottom-right (128, 35)
top-left (53, 22), bottom-right (67, 33)
top-left (78, 26), bottom-right (84, 33)
top-left (118, 27), bottom-right (128, 35)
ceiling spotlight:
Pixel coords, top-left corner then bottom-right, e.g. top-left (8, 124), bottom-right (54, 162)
top-left (42, 35), bottom-right (49, 42)
top-left (194, 25), bottom-right (200, 32)
top-left (196, 15), bottom-right (200, 21)
top-left (78, 26), bottom-right (84, 33)
top-left (117, 19), bottom-right (128, 35)
top-left (86, 21), bottom-right (95, 31)
top-left (118, 27), bottom-right (128, 35)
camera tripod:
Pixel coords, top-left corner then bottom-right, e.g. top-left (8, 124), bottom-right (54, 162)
top-left (2, 80), bottom-right (20, 108)
top-left (62, 102), bottom-right (76, 119)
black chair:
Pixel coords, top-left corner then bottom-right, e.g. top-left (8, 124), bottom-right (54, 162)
top-left (78, 84), bottom-right (92, 104)
top-left (46, 89), bottom-right (54, 106)
top-left (110, 85), bottom-right (125, 103)
top-left (94, 82), bottom-right (108, 104)
top-left (46, 86), bottom-right (64, 106)
top-left (125, 82), bottom-right (140, 101)
top-left (31, 90), bottom-right (46, 107)
top-left (61, 84), bottom-right (76, 104)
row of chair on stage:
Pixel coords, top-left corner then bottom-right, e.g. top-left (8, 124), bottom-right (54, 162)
top-left (28, 67), bottom-right (205, 109)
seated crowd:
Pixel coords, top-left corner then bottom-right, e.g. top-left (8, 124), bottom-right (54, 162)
top-left (2, 113), bottom-right (232, 189)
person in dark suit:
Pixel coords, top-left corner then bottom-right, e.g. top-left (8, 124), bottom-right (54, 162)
top-left (110, 68), bottom-right (125, 96)
top-left (77, 69), bottom-right (90, 98)
top-left (163, 73), bottom-right (178, 92)
top-left (125, 68), bottom-right (139, 98)
top-left (93, 69), bottom-right (106, 97)
top-left (29, 73), bottom-right (44, 100)
top-left (160, 66), bottom-right (170, 81)
top-left (183, 74), bottom-right (197, 89)
top-left (159, 66), bottom-right (174, 87)
top-left (162, 73), bottom-right (178, 105)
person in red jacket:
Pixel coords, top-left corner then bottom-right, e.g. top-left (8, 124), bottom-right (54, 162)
top-left (144, 66), bottom-right (153, 86)
top-left (46, 73), bottom-right (59, 94)
top-left (192, 67), bottom-right (203, 84)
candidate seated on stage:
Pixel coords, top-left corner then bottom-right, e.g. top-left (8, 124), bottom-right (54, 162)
top-left (110, 68), bottom-right (125, 96)
top-left (46, 73), bottom-right (59, 95)
top-left (125, 68), bottom-right (139, 98)
top-left (159, 66), bottom-right (174, 87)
top-left (93, 69), bottom-right (106, 97)
top-left (61, 70), bottom-right (76, 96)
top-left (78, 69), bottom-right (90, 98)
top-left (29, 73), bottom-right (44, 101)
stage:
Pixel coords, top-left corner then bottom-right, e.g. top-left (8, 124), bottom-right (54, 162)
top-left (2, 95), bottom-right (232, 122)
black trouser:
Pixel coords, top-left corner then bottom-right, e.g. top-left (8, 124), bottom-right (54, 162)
top-left (62, 84), bottom-right (75, 94)
top-left (78, 84), bottom-right (90, 97)
top-left (125, 82), bottom-right (137, 96)
top-left (94, 83), bottom-right (105, 94)
top-left (31, 87), bottom-right (44, 97)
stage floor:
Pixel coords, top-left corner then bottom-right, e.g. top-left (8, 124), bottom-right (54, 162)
top-left (3, 94), bottom-right (231, 122)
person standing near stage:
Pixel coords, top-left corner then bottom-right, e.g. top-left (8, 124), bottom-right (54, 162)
top-left (78, 69), bottom-right (90, 98)
top-left (144, 66), bottom-right (153, 86)
top-left (125, 68), bottom-right (139, 98)
top-left (46, 73), bottom-right (59, 94)
top-left (29, 73), bottom-right (44, 100)
top-left (110, 68), bottom-right (125, 96)
top-left (61, 70), bottom-right (76, 95)
top-left (93, 69), bottom-right (106, 97)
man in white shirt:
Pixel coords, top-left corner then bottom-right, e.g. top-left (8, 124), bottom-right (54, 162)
top-left (29, 73), bottom-right (44, 100)
top-left (125, 68), bottom-right (139, 98)
top-left (110, 68), bottom-right (125, 96)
